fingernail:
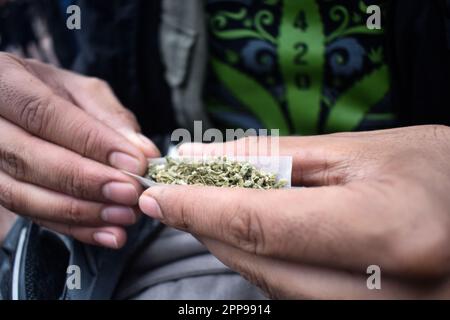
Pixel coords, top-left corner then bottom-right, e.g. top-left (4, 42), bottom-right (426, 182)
top-left (139, 195), bottom-right (163, 219)
top-left (101, 206), bottom-right (136, 225)
top-left (93, 232), bottom-right (119, 249)
top-left (109, 152), bottom-right (140, 173)
top-left (102, 182), bottom-right (139, 205)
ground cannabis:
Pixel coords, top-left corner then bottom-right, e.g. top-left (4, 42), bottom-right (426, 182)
top-left (146, 157), bottom-right (287, 189)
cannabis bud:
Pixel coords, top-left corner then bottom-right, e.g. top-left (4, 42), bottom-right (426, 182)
top-left (146, 157), bottom-right (287, 189)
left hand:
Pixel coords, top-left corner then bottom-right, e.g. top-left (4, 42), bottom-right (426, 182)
top-left (138, 125), bottom-right (450, 299)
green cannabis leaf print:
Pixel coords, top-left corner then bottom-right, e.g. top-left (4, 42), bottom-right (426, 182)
top-left (206, 0), bottom-right (393, 135)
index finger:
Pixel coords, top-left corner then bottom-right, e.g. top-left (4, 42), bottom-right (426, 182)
top-left (25, 59), bottom-right (160, 158)
top-left (0, 58), bottom-right (147, 174)
top-left (178, 136), bottom-right (362, 187)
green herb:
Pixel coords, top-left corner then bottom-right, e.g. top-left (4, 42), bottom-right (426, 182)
top-left (146, 157), bottom-right (287, 189)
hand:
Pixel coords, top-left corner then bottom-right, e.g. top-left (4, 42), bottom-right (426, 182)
top-left (139, 125), bottom-right (450, 299)
top-left (0, 52), bottom-right (159, 248)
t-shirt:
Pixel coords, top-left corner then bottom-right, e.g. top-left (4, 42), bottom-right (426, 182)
top-left (206, 0), bottom-right (395, 135)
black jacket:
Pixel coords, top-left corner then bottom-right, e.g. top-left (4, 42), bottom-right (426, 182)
top-left (388, 0), bottom-right (450, 126)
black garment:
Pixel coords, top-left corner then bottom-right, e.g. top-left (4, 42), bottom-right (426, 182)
top-left (67, 0), bottom-right (176, 137)
top-left (387, 0), bottom-right (450, 126)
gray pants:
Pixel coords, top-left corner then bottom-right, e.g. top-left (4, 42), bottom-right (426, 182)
top-left (115, 227), bottom-right (266, 300)
top-left (0, 216), bottom-right (265, 299)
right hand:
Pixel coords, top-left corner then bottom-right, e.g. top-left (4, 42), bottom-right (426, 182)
top-left (0, 52), bottom-right (160, 248)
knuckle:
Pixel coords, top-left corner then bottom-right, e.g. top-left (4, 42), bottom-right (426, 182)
top-left (158, 187), bottom-right (197, 232)
top-left (429, 125), bottom-right (450, 152)
top-left (429, 124), bottom-right (450, 140)
top-left (319, 156), bottom-right (334, 185)
top-left (323, 160), bottom-right (350, 185)
top-left (58, 161), bottom-right (87, 198)
top-left (0, 144), bottom-right (28, 180)
top-left (18, 92), bottom-right (55, 135)
top-left (386, 222), bottom-right (450, 278)
top-left (64, 199), bottom-right (83, 225)
top-left (84, 77), bottom-right (109, 92)
top-left (169, 190), bottom-right (194, 231)
top-left (0, 51), bottom-right (9, 61)
top-left (0, 52), bottom-right (23, 67)
top-left (225, 206), bottom-right (266, 255)
top-left (116, 108), bottom-right (138, 127)
top-left (79, 125), bottom-right (104, 158)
